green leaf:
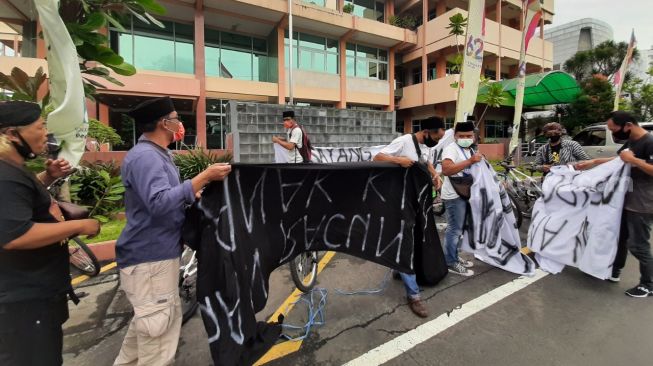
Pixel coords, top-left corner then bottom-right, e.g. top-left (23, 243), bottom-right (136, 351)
top-left (144, 12), bottom-right (165, 28)
top-left (127, 7), bottom-right (151, 25)
top-left (94, 215), bottom-right (110, 223)
top-left (82, 12), bottom-right (107, 30)
top-left (104, 13), bottom-right (126, 32)
top-left (135, 0), bottom-right (167, 15)
top-left (107, 62), bottom-right (136, 76)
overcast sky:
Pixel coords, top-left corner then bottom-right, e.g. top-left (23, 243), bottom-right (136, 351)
top-left (548, 0), bottom-right (653, 51)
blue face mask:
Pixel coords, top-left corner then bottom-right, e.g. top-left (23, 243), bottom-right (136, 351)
top-left (457, 138), bottom-right (474, 148)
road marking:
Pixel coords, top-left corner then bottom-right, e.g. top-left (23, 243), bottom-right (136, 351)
top-left (71, 262), bottom-right (117, 286)
top-left (342, 270), bottom-right (549, 366)
top-left (254, 251), bottom-right (337, 365)
top-left (253, 340), bottom-right (303, 366)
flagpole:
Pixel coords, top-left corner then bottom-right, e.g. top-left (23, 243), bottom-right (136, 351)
top-left (288, 0), bottom-right (294, 106)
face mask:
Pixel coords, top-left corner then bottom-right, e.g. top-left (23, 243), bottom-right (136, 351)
top-left (423, 134), bottom-right (437, 148)
top-left (548, 135), bottom-right (561, 143)
top-left (612, 127), bottom-right (630, 141)
top-left (165, 121), bottom-right (185, 142)
top-left (11, 131), bottom-right (37, 160)
top-left (457, 138), bottom-right (474, 148)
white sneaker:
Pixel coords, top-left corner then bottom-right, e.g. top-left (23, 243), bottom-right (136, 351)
top-left (458, 258), bottom-right (474, 268)
top-left (448, 262), bottom-right (474, 277)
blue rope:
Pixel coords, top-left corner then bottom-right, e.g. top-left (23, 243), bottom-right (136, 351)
top-left (281, 288), bottom-right (328, 341)
top-left (334, 268), bottom-right (393, 296)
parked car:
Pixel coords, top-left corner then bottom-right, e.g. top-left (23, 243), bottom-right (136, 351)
top-left (572, 122), bottom-right (653, 159)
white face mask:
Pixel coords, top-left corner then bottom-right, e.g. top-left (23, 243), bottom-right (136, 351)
top-left (457, 138), bottom-right (474, 148)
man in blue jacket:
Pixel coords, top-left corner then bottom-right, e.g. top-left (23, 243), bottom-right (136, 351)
top-left (114, 97), bottom-right (231, 365)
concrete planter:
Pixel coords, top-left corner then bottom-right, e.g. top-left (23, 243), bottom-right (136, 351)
top-left (88, 240), bottom-right (116, 262)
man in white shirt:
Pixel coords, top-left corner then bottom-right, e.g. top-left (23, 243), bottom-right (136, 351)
top-left (374, 117), bottom-right (445, 318)
top-left (441, 121), bottom-right (483, 276)
top-left (272, 110), bottom-right (304, 163)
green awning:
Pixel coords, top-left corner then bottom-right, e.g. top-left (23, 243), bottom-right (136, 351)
top-left (477, 71), bottom-right (581, 107)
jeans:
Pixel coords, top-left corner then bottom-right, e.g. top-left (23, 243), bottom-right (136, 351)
top-left (399, 272), bottom-right (420, 300)
top-left (444, 198), bottom-right (467, 266)
top-left (612, 211), bottom-right (629, 277)
top-left (623, 211), bottom-right (653, 288)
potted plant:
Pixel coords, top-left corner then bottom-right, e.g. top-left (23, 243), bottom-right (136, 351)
top-left (343, 3), bottom-right (354, 14)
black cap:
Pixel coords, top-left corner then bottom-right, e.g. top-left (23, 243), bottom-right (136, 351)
top-left (420, 117), bottom-right (445, 131)
top-left (0, 101), bottom-right (42, 128)
top-left (466, 115), bottom-right (476, 122)
top-left (128, 97), bottom-right (175, 125)
top-left (282, 110), bottom-right (295, 119)
top-left (455, 121), bottom-right (475, 132)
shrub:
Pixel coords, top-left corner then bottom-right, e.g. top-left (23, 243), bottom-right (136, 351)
top-left (88, 118), bottom-right (123, 147)
top-left (173, 146), bottom-right (233, 181)
top-left (343, 3), bottom-right (354, 13)
top-left (70, 161), bottom-right (125, 223)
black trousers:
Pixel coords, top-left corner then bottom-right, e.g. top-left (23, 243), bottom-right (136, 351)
top-left (0, 295), bottom-right (69, 366)
top-left (612, 210), bottom-right (653, 288)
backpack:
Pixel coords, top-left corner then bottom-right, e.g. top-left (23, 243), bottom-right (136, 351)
top-left (292, 125), bottom-right (313, 163)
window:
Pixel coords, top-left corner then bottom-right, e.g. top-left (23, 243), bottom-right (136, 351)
top-left (412, 68), bottom-right (422, 84)
top-left (345, 0), bottom-right (385, 22)
top-left (412, 119), bottom-right (421, 133)
top-left (427, 63), bottom-right (437, 81)
top-left (206, 99), bottom-right (230, 149)
top-left (285, 32), bottom-right (339, 75)
top-left (446, 62), bottom-right (459, 75)
top-left (575, 129), bottom-right (606, 146)
top-left (204, 29), bottom-right (270, 82)
top-left (110, 17), bottom-right (194, 74)
top-left (346, 43), bottom-right (388, 80)
top-left (485, 120), bottom-right (510, 139)
top-left (484, 69), bottom-right (497, 80)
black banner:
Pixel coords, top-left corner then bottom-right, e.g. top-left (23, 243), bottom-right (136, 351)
top-left (183, 162), bottom-right (447, 366)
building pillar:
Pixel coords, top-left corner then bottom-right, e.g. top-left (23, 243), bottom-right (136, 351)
top-left (496, 0), bottom-right (502, 81)
top-left (404, 115), bottom-right (412, 134)
top-left (387, 49), bottom-right (396, 111)
top-left (337, 38), bottom-right (347, 109)
top-left (540, 16), bottom-right (545, 72)
top-left (194, 0), bottom-right (207, 148)
top-left (436, 56), bottom-right (446, 78)
top-left (277, 26), bottom-right (286, 105)
top-left (386, 0), bottom-right (395, 22)
top-left (421, 0), bottom-right (428, 105)
top-left (99, 104), bottom-right (110, 125)
top-left (35, 21), bottom-right (46, 59)
top-left (338, 0), bottom-right (345, 11)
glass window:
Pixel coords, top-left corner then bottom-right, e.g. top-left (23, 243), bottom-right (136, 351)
top-left (327, 53), bottom-right (339, 74)
top-left (376, 1), bottom-right (385, 21)
top-left (205, 46), bottom-right (220, 76)
top-left (222, 32), bottom-right (251, 50)
top-left (412, 68), bottom-right (422, 84)
top-left (573, 130), bottom-right (589, 146)
top-left (587, 129), bottom-right (607, 146)
top-left (134, 34), bottom-right (175, 72)
top-left (110, 17), bottom-right (194, 74)
top-left (346, 57), bottom-right (356, 76)
top-left (300, 34), bottom-right (325, 50)
top-left (346, 43), bottom-right (388, 80)
top-left (221, 48), bottom-right (252, 80)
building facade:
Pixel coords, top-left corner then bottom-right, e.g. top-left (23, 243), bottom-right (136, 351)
top-left (544, 18), bottom-right (613, 71)
top-left (0, 0), bottom-right (554, 152)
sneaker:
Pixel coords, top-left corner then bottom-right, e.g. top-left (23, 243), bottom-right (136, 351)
top-left (607, 276), bottom-right (620, 283)
top-left (458, 258), bottom-right (474, 268)
top-left (625, 285), bottom-right (652, 298)
top-left (407, 298), bottom-right (428, 318)
top-left (448, 262), bottom-right (474, 277)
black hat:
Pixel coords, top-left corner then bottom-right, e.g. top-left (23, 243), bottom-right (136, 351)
top-left (420, 117), bottom-right (445, 131)
top-left (128, 97), bottom-right (175, 125)
top-left (455, 121), bottom-right (475, 132)
top-left (466, 115), bottom-right (476, 122)
top-left (0, 101), bottom-right (41, 128)
top-left (282, 110), bottom-right (295, 119)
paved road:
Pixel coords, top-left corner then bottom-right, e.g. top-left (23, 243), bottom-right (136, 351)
top-left (63, 220), bottom-right (653, 366)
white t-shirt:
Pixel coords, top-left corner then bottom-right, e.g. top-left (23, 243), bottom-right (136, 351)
top-left (441, 143), bottom-right (473, 200)
top-left (286, 127), bottom-right (303, 163)
top-left (378, 134), bottom-right (428, 162)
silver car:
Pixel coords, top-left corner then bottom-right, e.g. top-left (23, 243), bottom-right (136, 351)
top-left (572, 122), bottom-right (653, 159)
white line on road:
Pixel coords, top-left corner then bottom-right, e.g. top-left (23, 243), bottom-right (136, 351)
top-left (342, 270), bottom-right (549, 366)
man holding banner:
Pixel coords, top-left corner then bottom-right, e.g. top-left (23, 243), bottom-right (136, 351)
top-left (577, 111), bottom-right (653, 298)
top-left (374, 117), bottom-right (445, 317)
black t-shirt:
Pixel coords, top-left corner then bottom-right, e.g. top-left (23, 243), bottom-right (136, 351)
top-left (0, 160), bottom-right (70, 303)
top-left (550, 143), bottom-right (561, 165)
top-left (617, 133), bottom-right (653, 213)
